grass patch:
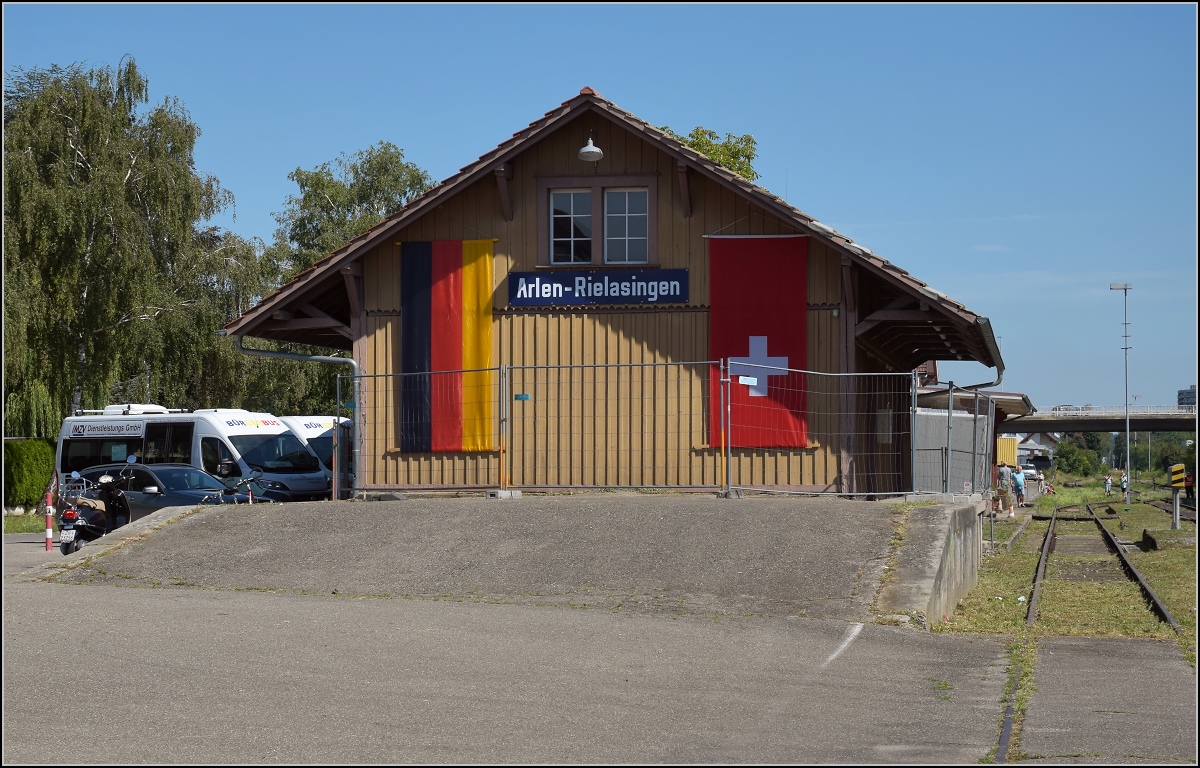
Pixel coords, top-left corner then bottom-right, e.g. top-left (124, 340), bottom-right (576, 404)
top-left (1035, 571), bottom-right (1172, 638)
top-left (4, 514), bottom-right (48, 534)
top-left (933, 550), bottom-right (1039, 635)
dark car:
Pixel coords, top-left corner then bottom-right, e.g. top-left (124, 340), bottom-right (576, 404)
top-left (71, 462), bottom-right (268, 523)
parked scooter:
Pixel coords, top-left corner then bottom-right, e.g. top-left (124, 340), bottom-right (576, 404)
top-left (58, 456), bottom-right (135, 555)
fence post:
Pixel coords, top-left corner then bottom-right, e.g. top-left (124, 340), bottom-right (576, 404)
top-left (723, 359), bottom-right (732, 491)
top-left (971, 391), bottom-right (981, 494)
top-left (944, 381), bottom-right (955, 493)
top-left (499, 364), bottom-right (508, 491)
top-left (910, 371), bottom-right (918, 493)
top-left (333, 375), bottom-right (341, 501)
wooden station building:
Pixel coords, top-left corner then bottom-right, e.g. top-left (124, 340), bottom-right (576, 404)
top-left (223, 88), bottom-right (1006, 494)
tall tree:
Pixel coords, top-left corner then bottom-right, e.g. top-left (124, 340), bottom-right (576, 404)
top-left (243, 141), bottom-right (435, 415)
top-left (4, 58), bottom-right (232, 422)
top-left (269, 140), bottom-right (433, 279)
top-left (660, 125), bottom-right (760, 182)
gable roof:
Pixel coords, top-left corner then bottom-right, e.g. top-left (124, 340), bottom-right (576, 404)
top-left (223, 88), bottom-right (1003, 378)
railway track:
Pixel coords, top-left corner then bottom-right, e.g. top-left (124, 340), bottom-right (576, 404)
top-left (995, 498), bottom-right (1187, 762)
top-left (1147, 497), bottom-right (1197, 523)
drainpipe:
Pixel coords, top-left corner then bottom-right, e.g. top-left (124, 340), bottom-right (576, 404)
top-left (221, 331), bottom-right (361, 499)
top-left (950, 317), bottom-right (1005, 392)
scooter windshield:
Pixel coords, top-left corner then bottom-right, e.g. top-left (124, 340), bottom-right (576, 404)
top-left (228, 433), bottom-right (320, 473)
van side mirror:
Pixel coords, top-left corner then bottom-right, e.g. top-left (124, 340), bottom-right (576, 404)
top-left (216, 460), bottom-right (236, 478)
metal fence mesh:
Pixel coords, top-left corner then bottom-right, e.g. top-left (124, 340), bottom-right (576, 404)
top-left (507, 362), bottom-right (718, 488)
top-left (339, 365), bottom-right (995, 497)
top-left (913, 396), bottom-right (996, 494)
top-left (722, 364), bottom-right (914, 495)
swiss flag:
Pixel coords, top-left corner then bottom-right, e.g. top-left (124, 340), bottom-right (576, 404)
top-left (708, 236), bottom-right (808, 448)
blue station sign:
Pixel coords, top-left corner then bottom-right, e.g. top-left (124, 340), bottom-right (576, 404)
top-left (508, 269), bottom-right (689, 307)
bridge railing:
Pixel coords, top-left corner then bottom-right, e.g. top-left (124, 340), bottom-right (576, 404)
top-left (1041, 405), bottom-right (1197, 416)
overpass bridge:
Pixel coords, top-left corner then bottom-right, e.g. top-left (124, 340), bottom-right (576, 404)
top-left (999, 405), bottom-right (1197, 433)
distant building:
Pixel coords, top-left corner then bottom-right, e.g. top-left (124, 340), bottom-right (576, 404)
top-left (1018, 433), bottom-right (1058, 468)
top-left (1180, 385), bottom-right (1196, 407)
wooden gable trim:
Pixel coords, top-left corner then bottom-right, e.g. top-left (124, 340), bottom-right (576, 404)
top-left (495, 163), bottom-right (514, 222)
top-left (676, 161), bottom-right (692, 219)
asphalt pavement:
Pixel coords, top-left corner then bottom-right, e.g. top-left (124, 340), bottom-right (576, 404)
top-left (3, 492), bottom-right (1196, 764)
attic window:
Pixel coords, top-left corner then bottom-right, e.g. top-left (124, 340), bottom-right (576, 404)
top-left (538, 175), bottom-right (658, 267)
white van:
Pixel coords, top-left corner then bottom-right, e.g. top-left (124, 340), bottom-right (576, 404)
top-left (278, 416), bottom-right (354, 498)
top-left (55, 404), bottom-right (330, 503)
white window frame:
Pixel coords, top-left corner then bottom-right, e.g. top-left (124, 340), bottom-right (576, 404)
top-left (537, 175), bottom-right (658, 267)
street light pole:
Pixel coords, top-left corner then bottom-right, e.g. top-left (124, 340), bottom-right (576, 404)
top-left (1111, 283), bottom-right (1132, 505)
top-left (1132, 394), bottom-right (1141, 481)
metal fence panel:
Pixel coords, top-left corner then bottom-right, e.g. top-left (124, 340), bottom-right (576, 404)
top-left (507, 362), bottom-right (720, 488)
top-left (341, 364), bottom-right (994, 497)
top-left (343, 369), bottom-right (504, 490)
top-left (725, 366), bottom-right (915, 496)
top-left (913, 398), bottom-right (995, 494)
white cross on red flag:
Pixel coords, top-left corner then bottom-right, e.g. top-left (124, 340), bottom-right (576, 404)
top-left (708, 236), bottom-right (808, 448)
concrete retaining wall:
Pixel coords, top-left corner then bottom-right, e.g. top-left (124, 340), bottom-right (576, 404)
top-left (877, 494), bottom-right (985, 629)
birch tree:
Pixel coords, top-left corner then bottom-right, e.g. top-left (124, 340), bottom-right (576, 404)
top-left (4, 58), bottom-right (231, 421)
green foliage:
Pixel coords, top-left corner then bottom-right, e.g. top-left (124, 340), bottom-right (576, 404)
top-left (4, 57), bottom-right (233, 417)
top-left (270, 140), bottom-right (433, 279)
top-left (660, 125), bottom-right (759, 182)
top-left (3, 438), bottom-right (55, 508)
top-left (4, 381), bottom-right (57, 439)
top-left (3, 58), bottom-right (368, 420)
top-left (1053, 441), bottom-right (1100, 476)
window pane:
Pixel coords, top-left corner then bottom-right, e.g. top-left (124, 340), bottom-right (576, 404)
top-left (607, 214), bottom-right (626, 237)
top-left (627, 239), bottom-right (648, 262)
top-left (608, 240), bottom-right (627, 263)
top-left (627, 190), bottom-right (647, 214)
top-left (551, 192), bottom-right (572, 217)
top-left (628, 215), bottom-right (647, 238)
top-left (574, 215), bottom-right (591, 238)
top-left (550, 188), bottom-right (595, 265)
top-left (606, 190), bottom-right (626, 214)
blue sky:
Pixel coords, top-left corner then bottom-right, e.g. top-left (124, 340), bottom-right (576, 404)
top-left (5, 3), bottom-right (1196, 413)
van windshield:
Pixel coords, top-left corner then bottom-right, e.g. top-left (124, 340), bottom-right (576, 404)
top-left (306, 436), bottom-right (334, 469)
top-left (229, 433), bottom-right (320, 473)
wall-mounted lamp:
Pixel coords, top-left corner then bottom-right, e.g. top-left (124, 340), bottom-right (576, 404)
top-left (578, 130), bottom-right (603, 163)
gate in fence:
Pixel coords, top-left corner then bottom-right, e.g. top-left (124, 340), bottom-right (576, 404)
top-left (912, 393), bottom-right (996, 495)
top-left (337, 364), bottom-right (995, 497)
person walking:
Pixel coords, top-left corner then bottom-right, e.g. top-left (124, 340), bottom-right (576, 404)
top-left (1104, 474), bottom-right (1112, 496)
top-left (1120, 472), bottom-right (1129, 499)
top-left (1012, 465), bottom-right (1026, 513)
top-left (997, 461), bottom-right (1014, 518)
top-left (1185, 472), bottom-right (1194, 500)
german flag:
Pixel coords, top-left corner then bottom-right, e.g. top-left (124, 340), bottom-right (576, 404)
top-left (399, 240), bottom-right (494, 452)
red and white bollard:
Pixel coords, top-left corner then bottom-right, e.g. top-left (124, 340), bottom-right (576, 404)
top-left (44, 491), bottom-right (54, 552)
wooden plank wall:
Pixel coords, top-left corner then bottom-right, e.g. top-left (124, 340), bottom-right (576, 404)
top-left (354, 113), bottom-right (862, 491)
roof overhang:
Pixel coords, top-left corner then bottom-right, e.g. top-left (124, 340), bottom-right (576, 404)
top-left (223, 89), bottom-right (1005, 374)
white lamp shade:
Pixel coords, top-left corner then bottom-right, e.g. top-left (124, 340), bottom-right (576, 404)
top-left (578, 138), bottom-right (604, 162)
